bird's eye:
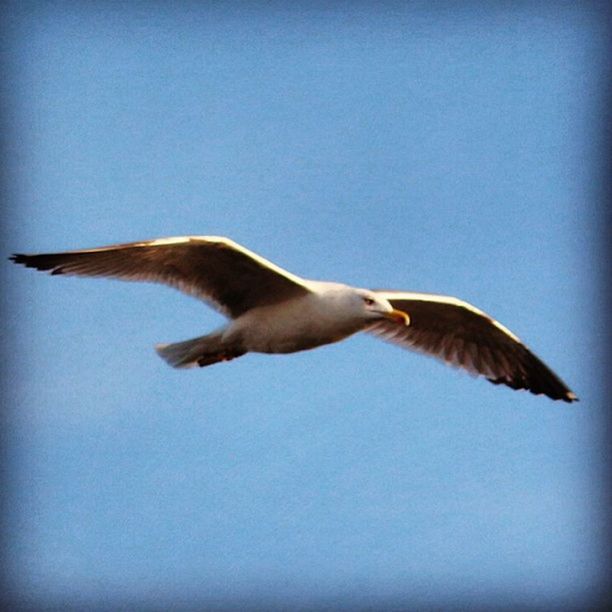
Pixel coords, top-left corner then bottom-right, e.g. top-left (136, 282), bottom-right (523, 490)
top-left (363, 297), bottom-right (375, 306)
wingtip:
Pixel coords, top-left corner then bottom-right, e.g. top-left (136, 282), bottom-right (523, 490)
top-left (564, 391), bottom-right (579, 403)
top-left (487, 375), bottom-right (579, 403)
top-left (534, 388), bottom-right (578, 403)
top-left (9, 253), bottom-right (64, 273)
top-left (10, 253), bottom-right (37, 268)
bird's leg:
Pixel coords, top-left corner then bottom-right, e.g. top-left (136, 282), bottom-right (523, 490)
top-left (196, 350), bottom-right (246, 368)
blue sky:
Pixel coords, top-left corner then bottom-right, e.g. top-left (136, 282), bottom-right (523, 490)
top-left (2, 2), bottom-right (609, 609)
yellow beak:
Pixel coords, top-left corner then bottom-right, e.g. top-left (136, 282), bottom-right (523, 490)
top-left (384, 308), bottom-right (410, 326)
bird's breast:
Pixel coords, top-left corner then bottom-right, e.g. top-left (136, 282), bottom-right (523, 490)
top-left (225, 295), bottom-right (365, 354)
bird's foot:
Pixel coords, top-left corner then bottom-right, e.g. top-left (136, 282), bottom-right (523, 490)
top-left (196, 351), bottom-right (245, 367)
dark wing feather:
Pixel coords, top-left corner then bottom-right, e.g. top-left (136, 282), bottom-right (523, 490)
top-left (10, 236), bottom-right (311, 318)
top-left (368, 291), bottom-right (578, 403)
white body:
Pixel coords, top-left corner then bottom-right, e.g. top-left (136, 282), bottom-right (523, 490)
top-left (226, 282), bottom-right (372, 354)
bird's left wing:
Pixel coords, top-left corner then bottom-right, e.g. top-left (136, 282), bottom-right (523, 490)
top-left (367, 291), bottom-right (578, 402)
top-left (10, 236), bottom-right (312, 318)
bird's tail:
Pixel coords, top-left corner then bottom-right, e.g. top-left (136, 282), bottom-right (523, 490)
top-left (155, 331), bottom-right (238, 369)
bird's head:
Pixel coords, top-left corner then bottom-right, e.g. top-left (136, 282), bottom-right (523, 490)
top-left (355, 289), bottom-right (410, 326)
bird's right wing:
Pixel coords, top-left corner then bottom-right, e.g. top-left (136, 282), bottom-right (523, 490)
top-left (10, 236), bottom-right (312, 318)
top-left (368, 291), bottom-right (577, 402)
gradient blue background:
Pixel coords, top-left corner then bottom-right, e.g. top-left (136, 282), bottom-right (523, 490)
top-left (3, 2), bottom-right (609, 609)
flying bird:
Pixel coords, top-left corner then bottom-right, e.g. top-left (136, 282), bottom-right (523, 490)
top-left (10, 236), bottom-right (577, 402)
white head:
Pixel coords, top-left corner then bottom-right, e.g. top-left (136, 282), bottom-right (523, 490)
top-left (353, 288), bottom-right (410, 325)
top-left (307, 282), bottom-right (410, 328)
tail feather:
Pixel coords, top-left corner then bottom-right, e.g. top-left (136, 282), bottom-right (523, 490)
top-left (155, 332), bottom-right (224, 369)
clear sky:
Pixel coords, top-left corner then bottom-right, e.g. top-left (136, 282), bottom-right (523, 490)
top-left (2, 1), bottom-right (610, 609)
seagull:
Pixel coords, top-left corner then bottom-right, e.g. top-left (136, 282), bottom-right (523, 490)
top-left (10, 235), bottom-right (577, 402)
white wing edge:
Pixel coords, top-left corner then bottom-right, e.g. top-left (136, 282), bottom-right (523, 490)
top-left (36, 235), bottom-right (314, 293)
top-left (375, 290), bottom-right (522, 344)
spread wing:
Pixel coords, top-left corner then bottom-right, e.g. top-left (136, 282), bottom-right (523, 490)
top-left (368, 291), bottom-right (578, 403)
top-left (10, 236), bottom-right (312, 318)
